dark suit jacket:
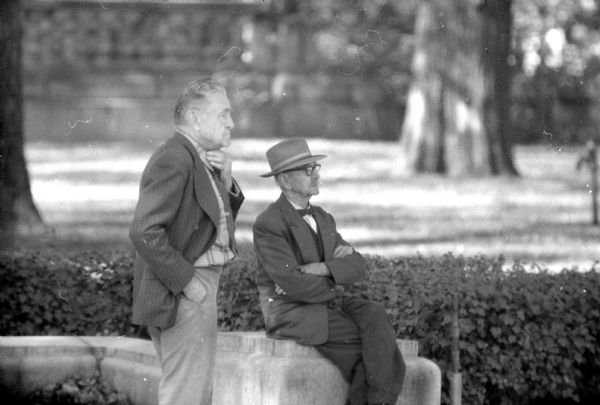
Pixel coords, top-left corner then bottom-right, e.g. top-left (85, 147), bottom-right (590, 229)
top-left (253, 194), bottom-right (367, 345)
top-left (129, 133), bottom-right (244, 329)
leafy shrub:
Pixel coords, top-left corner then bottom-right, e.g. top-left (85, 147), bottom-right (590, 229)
top-left (217, 248), bottom-right (263, 332)
top-left (1, 248), bottom-right (599, 404)
top-left (0, 248), bottom-right (145, 338)
top-left (351, 254), bottom-right (600, 405)
top-left (0, 247), bottom-right (263, 337)
top-left (26, 372), bottom-right (130, 405)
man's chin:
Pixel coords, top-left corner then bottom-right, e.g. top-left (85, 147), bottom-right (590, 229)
top-left (222, 134), bottom-right (231, 146)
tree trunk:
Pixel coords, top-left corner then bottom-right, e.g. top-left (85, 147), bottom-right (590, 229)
top-left (396, 0), bottom-right (518, 176)
top-left (0, 0), bottom-right (44, 248)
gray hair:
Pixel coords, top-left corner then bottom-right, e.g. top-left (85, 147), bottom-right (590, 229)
top-left (273, 172), bottom-right (289, 190)
top-left (274, 173), bottom-right (283, 188)
top-left (174, 77), bottom-right (225, 125)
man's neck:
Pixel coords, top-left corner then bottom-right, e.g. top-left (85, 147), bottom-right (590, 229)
top-left (176, 125), bottom-right (207, 148)
top-left (283, 192), bottom-right (310, 209)
top-left (176, 126), bottom-right (211, 168)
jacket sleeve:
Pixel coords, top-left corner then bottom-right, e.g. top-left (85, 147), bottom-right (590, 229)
top-left (129, 150), bottom-right (195, 295)
top-left (322, 213), bottom-right (367, 286)
top-left (325, 241), bottom-right (367, 286)
top-left (253, 215), bottom-right (336, 304)
top-left (228, 178), bottom-right (244, 220)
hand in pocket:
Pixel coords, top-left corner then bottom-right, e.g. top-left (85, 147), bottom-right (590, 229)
top-left (183, 277), bottom-right (207, 302)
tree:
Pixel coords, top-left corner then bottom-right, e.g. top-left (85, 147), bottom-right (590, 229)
top-left (512, 0), bottom-right (600, 145)
top-left (0, 0), bottom-right (44, 248)
top-left (396, 0), bottom-right (518, 176)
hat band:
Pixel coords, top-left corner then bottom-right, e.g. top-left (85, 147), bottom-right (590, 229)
top-left (271, 152), bottom-right (313, 173)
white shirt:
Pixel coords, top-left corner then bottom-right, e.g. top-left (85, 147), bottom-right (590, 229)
top-left (176, 127), bottom-right (235, 266)
top-left (288, 199), bottom-right (318, 233)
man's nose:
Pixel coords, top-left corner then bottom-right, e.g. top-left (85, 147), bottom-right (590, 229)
top-left (226, 115), bottom-right (235, 129)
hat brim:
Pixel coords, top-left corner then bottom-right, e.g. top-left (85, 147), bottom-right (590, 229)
top-left (260, 154), bottom-right (327, 177)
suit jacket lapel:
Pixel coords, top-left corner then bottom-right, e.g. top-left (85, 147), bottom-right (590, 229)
top-left (275, 194), bottom-right (321, 263)
top-left (313, 209), bottom-right (335, 260)
top-left (173, 133), bottom-right (220, 228)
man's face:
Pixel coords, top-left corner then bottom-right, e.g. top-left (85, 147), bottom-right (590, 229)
top-left (282, 163), bottom-right (321, 198)
top-left (190, 91), bottom-right (234, 150)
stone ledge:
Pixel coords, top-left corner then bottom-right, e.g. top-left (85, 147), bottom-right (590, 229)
top-left (217, 331), bottom-right (419, 358)
top-left (0, 332), bottom-right (440, 405)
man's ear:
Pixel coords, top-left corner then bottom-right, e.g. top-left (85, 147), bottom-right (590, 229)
top-left (184, 107), bottom-right (194, 125)
top-left (276, 173), bottom-right (291, 190)
top-left (185, 107), bottom-right (203, 130)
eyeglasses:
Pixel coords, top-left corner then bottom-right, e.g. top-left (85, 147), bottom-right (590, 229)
top-left (283, 163), bottom-right (321, 176)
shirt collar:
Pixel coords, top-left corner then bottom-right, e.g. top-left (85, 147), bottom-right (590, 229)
top-left (176, 127), bottom-right (212, 170)
top-left (287, 198), bottom-right (311, 211)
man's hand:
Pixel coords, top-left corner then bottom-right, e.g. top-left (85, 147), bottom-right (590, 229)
top-left (299, 262), bottom-right (330, 276)
top-left (274, 284), bottom-right (287, 296)
top-left (206, 150), bottom-right (233, 190)
top-left (183, 277), bottom-right (207, 302)
top-left (334, 244), bottom-right (354, 258)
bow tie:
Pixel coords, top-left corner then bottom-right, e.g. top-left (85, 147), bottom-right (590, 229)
top-left (297, 207), bottom-right (314, 217)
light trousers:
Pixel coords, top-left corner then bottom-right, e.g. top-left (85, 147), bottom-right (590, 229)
top-left (148, 267), bottom-right (221, 405)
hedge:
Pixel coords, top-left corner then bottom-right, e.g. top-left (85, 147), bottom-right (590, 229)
top-left (1, 371), bottom-right (131, 405)
top-left (1, 248), bottom-right (599, 405)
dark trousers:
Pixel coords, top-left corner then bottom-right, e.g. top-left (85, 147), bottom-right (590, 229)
top-left (315, 297), bottom-right (405, 405)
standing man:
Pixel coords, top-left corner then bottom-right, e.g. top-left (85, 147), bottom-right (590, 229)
top-left (253, 138), bottom-right (405, 405)
top-left (129, 77), bottom-right (244, 405)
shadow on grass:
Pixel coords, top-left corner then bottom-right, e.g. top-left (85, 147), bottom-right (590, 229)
top-left (20, 140), bottom-right (599, 268)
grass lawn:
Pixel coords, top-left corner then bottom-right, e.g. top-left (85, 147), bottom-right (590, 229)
top-left (22, 138), bottom-right (600, 271)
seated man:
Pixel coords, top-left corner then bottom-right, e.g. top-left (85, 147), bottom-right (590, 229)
top-left (253, 138), bottom-right (405, 405)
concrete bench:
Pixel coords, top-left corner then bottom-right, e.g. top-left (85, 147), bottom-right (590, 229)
top-left (0, 332), bottom-right (441, 405)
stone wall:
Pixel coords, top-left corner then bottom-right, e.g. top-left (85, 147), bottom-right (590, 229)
top-left (0, 333), bottom-right (441, 405)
